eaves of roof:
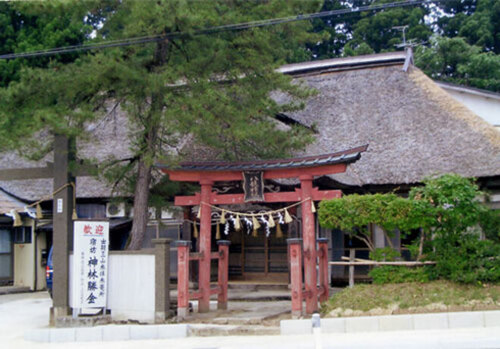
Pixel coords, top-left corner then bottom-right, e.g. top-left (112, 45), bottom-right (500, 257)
top-left (277, 52), bottom-right (406, 76)
top-left (157, 145), bottom-right (368, 172)
top-left (436, 81), bottom-right (500, 101)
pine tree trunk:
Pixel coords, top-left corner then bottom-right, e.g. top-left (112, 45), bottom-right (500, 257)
top-left (127, 158), bottom-right (152, 250)
top-left (126, 40), bottom-right (168, 250)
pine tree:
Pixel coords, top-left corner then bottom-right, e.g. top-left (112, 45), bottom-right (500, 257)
top-left (0, 0), bottom-right (320, 249)
top-left (0, 1), bottom-right (92, 87)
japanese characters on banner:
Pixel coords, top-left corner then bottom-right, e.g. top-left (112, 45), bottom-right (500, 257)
top-left (73, 221), bottom-right (109, 309)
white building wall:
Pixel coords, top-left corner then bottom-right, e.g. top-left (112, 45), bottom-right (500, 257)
top-left (13, 222), bottom-right (35, 290)
top-left (439, 84), bottom-right (500, 129)
top-left (69, 252), bottom-right (156, 323)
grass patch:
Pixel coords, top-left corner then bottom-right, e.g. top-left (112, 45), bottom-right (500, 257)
top-left (321, 280), bottom-right (500, 317)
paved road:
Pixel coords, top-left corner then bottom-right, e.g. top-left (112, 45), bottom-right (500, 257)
top-left (2, 292), bottom-right (500, 349)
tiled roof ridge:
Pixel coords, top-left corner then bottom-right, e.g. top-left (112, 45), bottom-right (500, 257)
top-left (160, 144), bottom-right (368, 172)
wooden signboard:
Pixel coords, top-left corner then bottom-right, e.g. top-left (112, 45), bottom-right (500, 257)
top-left (243, 171), bottom-right (264, 202)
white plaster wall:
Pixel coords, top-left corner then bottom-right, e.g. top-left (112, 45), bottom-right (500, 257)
top-left (35, 231), bottom-right (47, 291)
top-left (444, 89), bottom-right (500, 127)
top-left (107, 254), bottom-right (155, 322)
top-left (13, 242), bottom-right (34, 289)
top-left (69, 253), bottom-right (156, 323)
top-left (14, 223), bottom-right (35, 290)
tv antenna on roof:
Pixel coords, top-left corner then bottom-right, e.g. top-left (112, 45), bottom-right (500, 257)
top-left (393, 25), bottom-right (423, 51)
top-left (393, 25), bottom-right (409, 47)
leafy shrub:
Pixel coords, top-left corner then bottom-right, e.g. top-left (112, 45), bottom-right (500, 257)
top-left (369, 247), bottom-right (401, 261)
top-left (318, 193), bottom-right (415, 252)
top-left (319, 174), bottom-right (500, 284)
top-left (369, 266), bottom-right (431, 284)
top-left (429, 234), bottom-right (500, 284)
top-left (409, 174), bottom-right (485, 237)
top-left (480, 209), bottom-right (500, 243)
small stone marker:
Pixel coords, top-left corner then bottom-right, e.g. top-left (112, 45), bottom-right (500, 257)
top-left (312, 313), bottom-right (322, 349)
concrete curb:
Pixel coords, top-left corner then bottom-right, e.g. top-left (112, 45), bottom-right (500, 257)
top-left (280, 310), bottom-right (500, 335)
top-left (24, 310), bottom-right (500, 342)
top-left (0, 286), bottom-right (31, 295)
top-left (24, 324), bottom-right (188, 343)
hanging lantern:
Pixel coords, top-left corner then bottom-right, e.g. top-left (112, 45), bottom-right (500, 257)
top-left (72, 208), bottom-right (79, 220)
top-left (12, 210), bottom-right (22, 227)
top-left (36, 204), bottom-right (43, 219)
top-left (284, 209), bottom-right (293, 224)
top-left (276, 223), bottom-right (283, 238)
top-left (193, 222), bottom-right (199, 238)
top-left (311, 200), bottom-right (316, 213)
top-left (234, 214), bottom-right (241, 231)
top-left (215, 223), bottom-right (221, 240)
top-left (220, 210), bottom-right (226, 224)
top-left (267, 214), bottom-right (275, 228)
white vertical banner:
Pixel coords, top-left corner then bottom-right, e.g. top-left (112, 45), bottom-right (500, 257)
top-left (73, 220), bottom-right (109, 309)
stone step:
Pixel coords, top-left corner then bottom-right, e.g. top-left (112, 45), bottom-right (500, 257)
top-left (228, 283), bottom-right (289, 291)
top-left (188, 324), bottom-right (280, 337)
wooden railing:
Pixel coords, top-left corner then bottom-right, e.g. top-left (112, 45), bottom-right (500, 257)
top-left (329, 249), bottom-right (435, 287)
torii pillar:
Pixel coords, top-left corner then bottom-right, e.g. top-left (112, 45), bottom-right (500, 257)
top-left (198, 180), bottom-right (213, 313)
top-left (300, 175), bottom-right (317, 313)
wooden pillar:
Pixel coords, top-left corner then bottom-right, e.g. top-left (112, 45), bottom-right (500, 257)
top-left (51, 135), bottom-right (75, 319)
top-left (217, 240), bottom-right (230, 310)
top-left (198, 180), bottom-right (213, 313)
top-left (349, 248), bottom-right (355, 288)
top-left (153, 238), bottom-right (171, 323)
top-left (299, 175), bottom-right (318, 314)
top-left (176, 240), bottom-right (191, 319)
top-left (317, 238), bottom-right (329, 303)
top-left (288, 238), bottom-right (303, 318)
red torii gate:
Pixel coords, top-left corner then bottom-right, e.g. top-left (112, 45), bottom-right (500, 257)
top-left (158, 145), bottom-right (367, 318)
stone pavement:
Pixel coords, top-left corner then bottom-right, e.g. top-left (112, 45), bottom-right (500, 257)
top-left (4, 291), bottom-right (500, 348)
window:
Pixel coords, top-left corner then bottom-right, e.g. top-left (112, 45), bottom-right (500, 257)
top-left (13, 227), bottom-right (32, 244)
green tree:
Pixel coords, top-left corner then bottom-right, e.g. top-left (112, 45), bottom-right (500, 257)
top-left (415, 36), bottom-right (481, 81)
top-left (414, 36), bottom-right (500, 92)
top-left (0, 1), bottom-right (93, 87)
top-left (416, 0), bottom-right (500, 91)
top-left (0, 0), bottom-right (320, 249)
top-left (318, 174), bottom-right (490, 261)
top-left (307, 0), bottom-right (500, 92)
top-left (309, 0), bottom-right (431, 59)
top-left (437, 0), bottom-right (500, 54)
top-left (408, 174), bottom-right (487, 260)
top-left (307, 0), bottom-right (363, 59)
top-left (347, 2), bottom-right (431, 55)
top-left (318, 193), bottom-right (415, 253)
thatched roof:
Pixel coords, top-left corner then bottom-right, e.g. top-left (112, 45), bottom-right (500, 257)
top-left (0, 188), bottom-right (27, 214)
top-left (276, 53), bottom-right (500, 187)
top-left (0, 51), bottom-right (499, 201)
top-left (0, 104), bottom-right (133, 201)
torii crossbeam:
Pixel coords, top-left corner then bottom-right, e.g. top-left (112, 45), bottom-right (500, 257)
top-left (157, 145), bottom-right (367, 318)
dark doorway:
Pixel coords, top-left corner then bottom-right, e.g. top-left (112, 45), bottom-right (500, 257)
top-left (228, 228), bottom-right (288, 283)
top-left (0, 228), bottom-right (13, 284)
